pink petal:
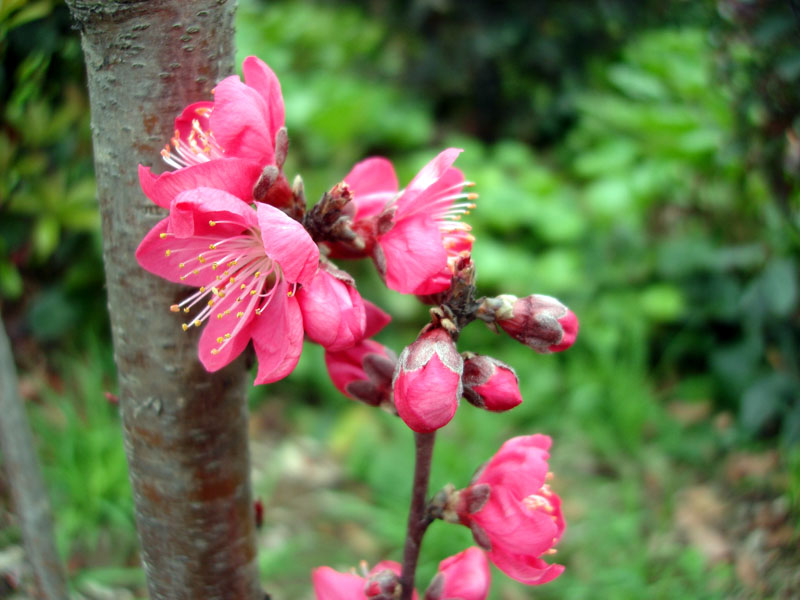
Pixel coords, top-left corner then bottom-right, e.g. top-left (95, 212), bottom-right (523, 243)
top-left (473, 487), bottom-right (560, 558)
top-left (487, 548), bottom-right (564, 586)
top-left (256, 203), bottom-right (319, 285)
top-left (379, 214), bottom-right (447, 294)
top-left (169, 187), bottom-right (258, 238)
top-left (242, 56), bottom-right (285, 144)
top-left (252, 290), bottom-right (304, 384)
top-left (196, 287), bottom-right (257, 372)
top-left (344, 157), bottom-right (399, 220)
top-left (437, 547), bottom-right (491, 600)
top-left (363, 300), bottom-right (391, 338)
top-left (173, 101), bottom-right (214, 141)
top-left (210, 75), bottom-right (276, 164)
top-left (324, 339), bottom-right (387, 397)
top-left (136, 218), bottom-right (187, 284)
top-left (394, 353), bottom-right (461, 433)
top-left (297, 270), bottom-right (366, 351)
top-left (138, 159), bottom-right (263, 208)
top-left (396, 148), bottom-right (462, 219)
top-left (312, 567), bottom-right (366, 600)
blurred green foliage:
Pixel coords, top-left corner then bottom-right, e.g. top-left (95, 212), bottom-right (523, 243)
top-left (1, 0), bottom-right (798, 597)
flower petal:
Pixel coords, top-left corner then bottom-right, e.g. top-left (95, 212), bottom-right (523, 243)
top-left (252, 289), bottom-right (304, 384)
top-left (169, 187), bottom-right (259, 238)
top-left (344, 157), bottom-right (398, 220)
top-left (210, 75), bottom-right (276, 164)
top-left (379, 214), bottom-right (447, 294)
top-left (197, 287), bottom-right (256, 372)
top-left (242, 56), bottom-right (285, 144)
top-left (138, 159), bottom-right (263, 208)
top-left (256, 203), bottom-right (319, 285)
top-left (396, 148), bottom-right (462, 219)
top-left (312, 566), bottom-right (366, 600)
top-left (487, 548), bottom-right (564, 586)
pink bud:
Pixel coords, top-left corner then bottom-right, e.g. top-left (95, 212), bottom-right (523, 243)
top-left (455, 435), bottom-right (565, 586)
top-left (462, 355), bottom-right (522, 412)
top-left (312, 561), bottom-right (416, 600)
top-left (426, 547), bottom-right (491, 600)
top-left (393, 328), bottom-right (463, 433)
top-left (495, 294), bottom-right (578, 353)
top-left (297, 268), bottom-right (366, 352)
top-left (325, 340), bottom-right (396, 407)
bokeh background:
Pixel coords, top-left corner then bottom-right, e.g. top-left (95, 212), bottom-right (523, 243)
top-left (1, 0), bottom-right (799, 597)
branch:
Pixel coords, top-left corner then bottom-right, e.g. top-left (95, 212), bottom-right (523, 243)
top-left (0, 316), bottom-right (68, 600)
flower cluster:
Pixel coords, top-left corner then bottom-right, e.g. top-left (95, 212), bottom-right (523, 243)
top-left (136, 56), bottom-right (579, 599)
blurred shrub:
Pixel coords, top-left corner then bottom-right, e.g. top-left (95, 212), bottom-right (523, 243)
top-left (0, 2), bottom-right (106, 351)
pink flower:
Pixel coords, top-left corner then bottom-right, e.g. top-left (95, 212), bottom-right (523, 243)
top-left (426, 547), bottom-right (491, 600)
top-left (462, 355), bottom-right (523, 412)
top-left (139, 56), bottom-right (287, 209)
top-left (135, 186), bottom-right (319, 384)
top-left (495, 294), bottom-right (578, 353)
top-left (338, 149), bottom-right (476, 295)
top-left (393, 328), bottom-right (463, 433)
top-left (455, 435), bottom-right (565, 586)
top-left (297, 266), bottom-right (367, 352)
top-left (313, 561), bottom-right (417, 600)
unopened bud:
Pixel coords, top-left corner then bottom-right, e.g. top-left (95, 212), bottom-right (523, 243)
top-left (274, 126), bottom-right (289, 169)
top-left (494, 294), bottom-right (578, 353)
top-left (462, 354), bottom-right (522, 412)
top-left (393, 328), bottom-right (463, 433)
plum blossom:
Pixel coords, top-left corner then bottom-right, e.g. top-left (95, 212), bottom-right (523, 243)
top-left (335, 149), bottom-right (476, 295)
top-left (454, 435), bottom-right (565, 585)
top-left (139, 56), bottom-right (289, 209)
top-left (135, 187), bottom-right (318, 384)
top-left (393, 327), bottom-right (463, 433)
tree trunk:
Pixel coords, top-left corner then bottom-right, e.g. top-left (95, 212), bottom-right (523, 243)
top-left (0, 317), bottom-right (68, 600)
top-left (63, 2), bottom-right (262, 598)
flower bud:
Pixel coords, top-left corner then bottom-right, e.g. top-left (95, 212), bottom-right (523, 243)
top-left (393, 328), bottom-right (463, 433)
top-left (462, 354), bottom-right (522, 412)
top-left (325, 340), bottom-right (396, 407)
top-left (425, 547), bottom-right (491, 600)
top-left (494, 294), bottom-right (578, 353)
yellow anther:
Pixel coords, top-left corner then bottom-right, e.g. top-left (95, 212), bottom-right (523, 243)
top-left (208, 220), bottom-right (216, 226)
top-left (159, 232), bottom-right (167, 239)
top-left (209, 243), bottom-right (217, 250)
top-left (211, 263), bottom-right (218, 270)
top-left (178, 262), bottom-right (185, 269)
top-left (250, 290), bottom-right (256, 296)
top-left (223, 270), bottom-right (230, 276)
top-left (180, 274), bottom-right (187, 281)
top-left (199, 286), bottom-right (206, 293)
top-left (193, 320), bottom-right (201, 327)
top-left (192, 269), bottom-right (199, 275)
top-left (254, 271), bottom-right (261, 278)
top-left (183, 307), bottom-right (189, 313)
top-left (181, 323), bottom-right (189, 331)
top-left (210, 349), bottom-right (219, 355)
top-left (467, 193), bottom-right (478, 201)
top-left (211, 287), bottom-right (220, 296)
top-left (198, 255), bottom-right (206, 263)
top-left (165, 249), bottom-right (171, 257)
top-left (229, 277), bottom-right (236, 284)
top-left (208, 299), bottom-right (214, 306)
top-left (224, 309), bottom-right (231, 315)
top-left (240, 284), bottom-right (246, 290)
top-left (224, 333), bottom-right (231, 339)
top-left (255, 308), bottom-right (262, 315)
top-left (216, 336), bottom-right (224, 344)
top-left (236, 297), bottom-right (242, 302)
top-left (217, 313), bottom-right (224, 320)
top-left (236, 311), bottom-right (244, 318)
top-left (170, 304), bottom-right (180, 312)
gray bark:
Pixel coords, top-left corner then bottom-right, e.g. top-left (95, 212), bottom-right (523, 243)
top-left (63, 2), bottom-right (262, 598)
top-left (0, 317), bottom-right (68, 599)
